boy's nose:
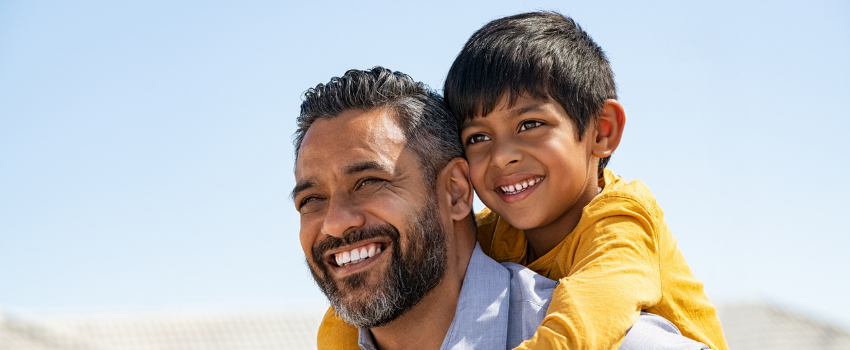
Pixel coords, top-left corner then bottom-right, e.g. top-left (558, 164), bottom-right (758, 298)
top-left (490, 139), bottom-right (522, 168)
top-left (321, 195), bottom-right (365, 238)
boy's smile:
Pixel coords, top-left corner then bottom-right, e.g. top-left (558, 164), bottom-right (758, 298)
top-left (494, 173), bottom-right (544, 203)
top-left (461, 95), bottom-right (602, 256)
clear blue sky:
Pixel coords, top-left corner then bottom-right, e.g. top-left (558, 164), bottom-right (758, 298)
top-left (2, 0), bottom-right (849, 327)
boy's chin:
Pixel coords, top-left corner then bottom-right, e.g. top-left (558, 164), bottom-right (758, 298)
top-left (503, 216), bottom-right (546, 231)
top-left (487, 204), bottom-right (548, 231)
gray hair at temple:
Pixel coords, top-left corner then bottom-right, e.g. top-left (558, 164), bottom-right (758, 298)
top-left (294, 67), bottom-right (464, 189)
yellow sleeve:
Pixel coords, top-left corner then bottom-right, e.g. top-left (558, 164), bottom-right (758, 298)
top-left (317, 306), bottom-right (361, 350)
top-left (513, 201), bottom-right (662, 349)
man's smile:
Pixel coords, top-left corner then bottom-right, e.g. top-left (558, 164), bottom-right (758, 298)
top-left (321, 238), bottom-right (393, 276)
top-left (332, 242), bottom-right (385, 267)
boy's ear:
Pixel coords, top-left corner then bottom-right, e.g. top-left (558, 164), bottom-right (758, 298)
top-left (592, 99), bottom-right (626, 158)
top-left (437, 157), bottom-right (474, 221)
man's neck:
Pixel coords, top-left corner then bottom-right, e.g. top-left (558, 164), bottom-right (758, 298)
top-left (367, 224), bottom-right (476, 350)
top-left (368, 280), bottom-right (459, 350)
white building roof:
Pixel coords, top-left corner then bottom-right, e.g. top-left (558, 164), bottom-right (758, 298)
top-left (0, 312), bottom-right (323, 350)
top-left (2, 302), bottom-right (849, 349)
top-left (717, 303), bottom-right (850, 350)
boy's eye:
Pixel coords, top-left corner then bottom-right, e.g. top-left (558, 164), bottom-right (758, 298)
top-left (466, 133), bottom-right (491, 145)
top-left (519, 120), bottom-right (544, 131)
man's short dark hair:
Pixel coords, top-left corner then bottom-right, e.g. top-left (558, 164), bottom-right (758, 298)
top-left (444, 11), bottom-right (617, 174)
top-left (295, 67), bottom-right (464, 188)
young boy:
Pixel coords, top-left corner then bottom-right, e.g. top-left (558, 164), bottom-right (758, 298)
top-left (443, 11), bottom-right (728, 350)
top-left (316, 11), bottom-right (728, 350)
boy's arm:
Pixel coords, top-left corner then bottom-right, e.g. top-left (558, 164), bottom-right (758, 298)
top-left (317, 306), bottom-right (361, 350)
top-left (514, 200), bottom-right (662, 350)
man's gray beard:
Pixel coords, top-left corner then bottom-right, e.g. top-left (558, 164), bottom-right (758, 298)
top-left (308, 195), bottom-right (448, 329)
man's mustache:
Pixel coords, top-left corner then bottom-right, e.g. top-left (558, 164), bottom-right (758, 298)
top-left (312, 224), bottom-right (399, 266)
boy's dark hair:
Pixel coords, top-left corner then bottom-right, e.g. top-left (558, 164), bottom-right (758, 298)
top-left (444, 11), bottom-right (617, 174)
top-left (295, 66), bottom-right (464, 189)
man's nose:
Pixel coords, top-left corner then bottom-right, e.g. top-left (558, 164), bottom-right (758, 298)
top-left (321, 195), bottom-right (365, 238)
top-left (490, 137), bottom-right (522, 168)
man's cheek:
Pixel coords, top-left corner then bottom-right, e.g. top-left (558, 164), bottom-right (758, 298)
top-left (299, 226), bottom-right (316, 257)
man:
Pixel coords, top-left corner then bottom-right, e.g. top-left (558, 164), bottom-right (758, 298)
top-left (292, 67), bottom-right (709, 350)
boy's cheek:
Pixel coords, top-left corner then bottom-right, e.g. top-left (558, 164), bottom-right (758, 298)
top-left (466, 161), bottom-right (488, 187)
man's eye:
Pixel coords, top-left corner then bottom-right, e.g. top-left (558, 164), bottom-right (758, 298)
top-left (519, 120), bottom-right (544, 131)
top-left (357, 178), bottom-right (385, 189)
top-left (466, 134), bottom-right (491, 145)
top-left (298, 196), bottom-right (320, 210)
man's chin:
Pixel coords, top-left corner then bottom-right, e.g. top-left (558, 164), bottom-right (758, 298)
top-left (328, 280), bottom-right (400, 329)
top-left (334, 271), bottom-right (390, 300)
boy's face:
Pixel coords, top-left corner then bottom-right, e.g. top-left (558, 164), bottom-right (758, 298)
top-left (460, 95), bottom-right (600, 233)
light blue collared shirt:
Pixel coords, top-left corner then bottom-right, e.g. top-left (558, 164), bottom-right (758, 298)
top-left (358, 244), bottom-right (710, 350)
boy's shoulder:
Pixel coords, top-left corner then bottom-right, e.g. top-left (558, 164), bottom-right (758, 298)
top-left (475, 207), bottom-right (527, 263)
top-left (591, 169), bottom-right (660, 216)
top-left (475, 207), bottom-right (500, 226)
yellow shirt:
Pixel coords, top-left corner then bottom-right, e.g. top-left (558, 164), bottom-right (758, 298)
top-left (476, 169), bottom-right (728, 350)
top-left (316, 169), bottom-right (729, 350)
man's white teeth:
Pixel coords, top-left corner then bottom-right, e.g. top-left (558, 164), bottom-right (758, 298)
top-left (351, 248), bottom-right (360, 261)
top-left (335, 243), bottom-right (382, 267)
top-left (500, 176), bottom-right (543, 195)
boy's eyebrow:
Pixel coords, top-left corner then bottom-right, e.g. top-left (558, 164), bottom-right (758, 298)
top-left (461, 118), bottom-right (484, 129)
top-left (461, 103), bottom-right (546, 129)
top-left (509, 104), bottom-right (546, 118)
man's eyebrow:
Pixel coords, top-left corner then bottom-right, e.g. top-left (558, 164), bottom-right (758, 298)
top-left (291, 161), bottom-right (392, 200)
top-left (290, 180), bottom-right (315, 200)
top-left (345, 161), bottom-right (392, 176)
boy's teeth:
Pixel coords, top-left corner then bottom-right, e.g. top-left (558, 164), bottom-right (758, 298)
top-left (500, 176), bottom-right (544, 195)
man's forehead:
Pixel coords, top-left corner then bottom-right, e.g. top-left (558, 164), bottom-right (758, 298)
top-left (295, 108), bottom-right (407, 179)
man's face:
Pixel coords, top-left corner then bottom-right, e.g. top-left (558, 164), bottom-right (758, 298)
top-left (293, 107), bottom-right (448, 328)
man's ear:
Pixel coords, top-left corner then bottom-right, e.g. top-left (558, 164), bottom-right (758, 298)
top-left (592, 99), bottom-right (626, 158)
top-left (437, 157), bottom-right (474, 221)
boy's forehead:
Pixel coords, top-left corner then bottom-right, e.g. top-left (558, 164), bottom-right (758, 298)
top-left (461, 95), bottom-right (556, 129)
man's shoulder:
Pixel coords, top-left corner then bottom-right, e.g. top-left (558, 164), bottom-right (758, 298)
top-left (501, 262), bottom-right (557, 324)
top-left (502, 262), bottom-right (558, 294)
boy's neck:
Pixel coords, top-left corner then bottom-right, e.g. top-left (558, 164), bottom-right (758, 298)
top-left (524, 180), bottom-right (602, 263)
